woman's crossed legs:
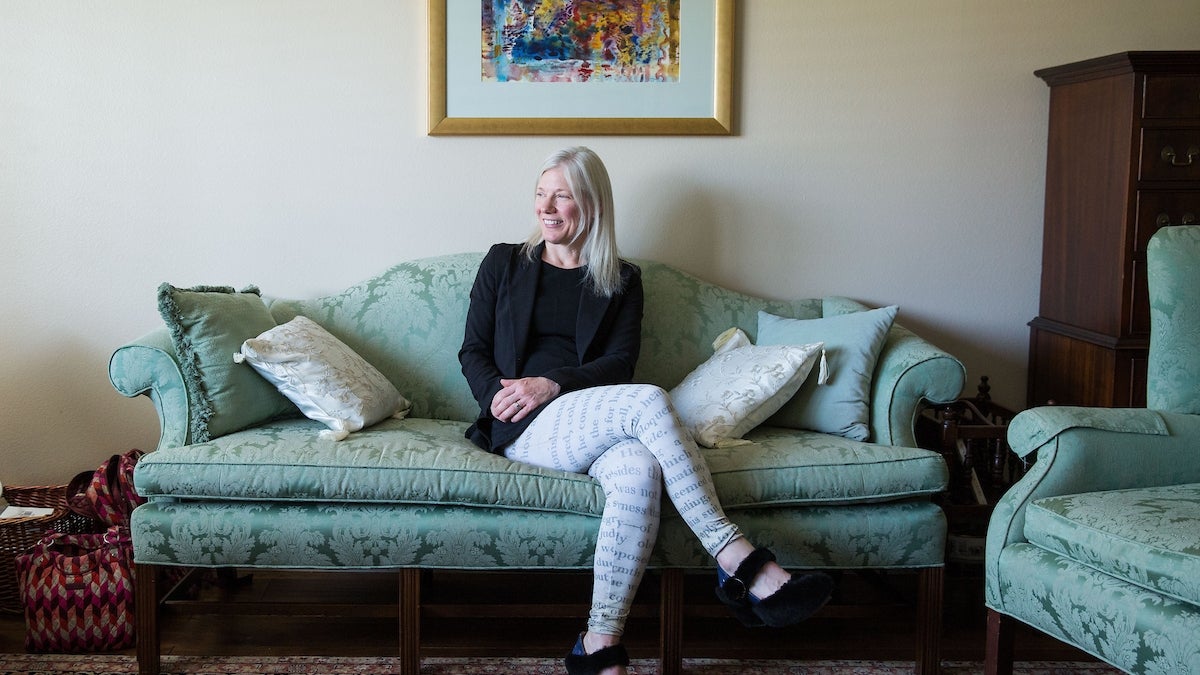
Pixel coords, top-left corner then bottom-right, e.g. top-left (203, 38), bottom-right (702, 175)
top-left (505, 384), bottom-right (739, 637)
top-left (505, 384), bottom-right (832, 674)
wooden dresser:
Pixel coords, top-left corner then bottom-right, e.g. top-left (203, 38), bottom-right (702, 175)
top-left (1028, 51), bottom-right (1200, 408)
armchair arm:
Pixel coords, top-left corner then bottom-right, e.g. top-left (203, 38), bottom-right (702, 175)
top-left (821, 297), bottom-right (965, 446)
top-left (108, 327), bottom-right (190, 450)
top-left (984, 406), bottom-right (1200, 602)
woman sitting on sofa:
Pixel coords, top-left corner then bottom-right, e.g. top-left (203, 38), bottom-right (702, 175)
top-left (459, 146), bottom-right (833, 675)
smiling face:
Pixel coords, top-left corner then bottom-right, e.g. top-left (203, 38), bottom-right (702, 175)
top-left (535, 166), bottom-right (583, 250)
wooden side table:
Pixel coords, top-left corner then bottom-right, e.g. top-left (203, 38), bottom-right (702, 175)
top-left (917, 377), bottom-right (1028, 569)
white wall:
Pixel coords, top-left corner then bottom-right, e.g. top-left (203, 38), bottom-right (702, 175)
top-left (3, 1), bottom-right (1198, 485)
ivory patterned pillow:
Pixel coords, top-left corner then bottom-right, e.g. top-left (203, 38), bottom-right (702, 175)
top-left (670, 342), bottom-right (824, 448)
top-left (236, 316), bottom-right (411, 441)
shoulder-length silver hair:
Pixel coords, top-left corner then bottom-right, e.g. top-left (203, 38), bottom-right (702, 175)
top-left (521, 146), bottom-right (622, 297)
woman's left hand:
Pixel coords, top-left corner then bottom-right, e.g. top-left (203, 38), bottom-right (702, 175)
top-left (491, 377), bottom-right (561, 423)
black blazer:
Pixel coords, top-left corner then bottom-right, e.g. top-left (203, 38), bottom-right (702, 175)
top-left (459, 242), bottom-right (644, 451)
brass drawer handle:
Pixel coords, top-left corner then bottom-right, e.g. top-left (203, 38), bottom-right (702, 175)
top-left (1161, 145), bottom-right (1199, 167)
top-left (1157, 212), bottom-right (1198, 227)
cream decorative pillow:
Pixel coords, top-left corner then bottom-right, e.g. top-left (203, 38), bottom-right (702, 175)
top-left (669, 341), bottom-right (824, 448)
top-left (235, 316), bottom-right (411, 441)
top-left (711, 327), bottom-right (753, 354)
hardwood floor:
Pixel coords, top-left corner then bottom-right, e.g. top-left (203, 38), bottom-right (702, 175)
top-left (0, 566), bottom-right (1100, 664)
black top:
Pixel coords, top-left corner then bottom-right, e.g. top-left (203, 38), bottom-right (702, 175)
top-left (458, 243), bottom-right (644, 452)
top-left (523, 262), bottom-right (586, 379)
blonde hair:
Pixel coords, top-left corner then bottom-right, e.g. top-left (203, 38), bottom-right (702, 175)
top-left (522, 146), bottom-right (622, 297)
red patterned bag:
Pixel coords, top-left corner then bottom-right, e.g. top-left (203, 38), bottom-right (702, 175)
top-left (66, 449), bottom-right (145, 528)
top-left (16, 526), bottom-right (135, 652)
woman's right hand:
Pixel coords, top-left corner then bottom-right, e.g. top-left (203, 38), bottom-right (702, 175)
top-left (490, 377), bottom-right (561, 423)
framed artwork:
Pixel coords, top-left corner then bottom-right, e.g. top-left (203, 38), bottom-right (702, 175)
top-left (428, 0), bottom-right (734, 135)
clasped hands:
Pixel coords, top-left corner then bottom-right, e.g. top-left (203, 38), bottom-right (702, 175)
top-left (491, 376), bottom-right (561, 423)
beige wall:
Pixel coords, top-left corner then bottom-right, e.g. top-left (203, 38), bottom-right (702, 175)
top-left (3, 1), bottom-right (1198, 485)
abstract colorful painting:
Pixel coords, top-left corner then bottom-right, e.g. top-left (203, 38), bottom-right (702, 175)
top-left (482, 0), bottom-right (680, 83)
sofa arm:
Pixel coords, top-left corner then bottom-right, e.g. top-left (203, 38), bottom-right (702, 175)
top-left (869, 323), bottom-right (965, 447)
top-left (820, 296), bottom-right (965, 447)
top-left (984, 406), bottom-right (1200, 602)
top-left (108, 327), bottom-right (190, 450)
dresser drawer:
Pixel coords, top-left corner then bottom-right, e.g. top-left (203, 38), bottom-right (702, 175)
top-left (1129, 191), bottom-right (1200, 334)
top-left (1140, 129), bottom-right (1200, 181)
top-left (1134, 191), bottom-right (1200, 252)
top-left (1144, 76), bottom-right (1200, 119)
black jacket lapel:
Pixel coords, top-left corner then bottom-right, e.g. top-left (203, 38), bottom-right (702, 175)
top-left (506, 245), bottom-right (541, 373)
top-left (576, 286), bottom-right (613, 363)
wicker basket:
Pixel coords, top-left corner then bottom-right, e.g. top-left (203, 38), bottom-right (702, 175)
top-left (0, 485), bottom-right (100, 613)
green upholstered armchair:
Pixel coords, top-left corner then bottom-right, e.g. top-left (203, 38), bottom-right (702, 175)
top-left (984, 226), bottom-right (1200, 674)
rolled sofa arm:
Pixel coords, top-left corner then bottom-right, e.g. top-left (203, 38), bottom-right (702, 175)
top-left (984, 406), bottom-right (1200, 602)
top-left (108, 327), bottom-right (190, 451)
top-left (869, 323), bottom-right (965, 447)
top-left (820, 296), bottom-right (966, 447)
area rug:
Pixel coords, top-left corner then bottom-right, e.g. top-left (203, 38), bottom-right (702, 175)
top-left (0, 654), bottom-right (1124, 675)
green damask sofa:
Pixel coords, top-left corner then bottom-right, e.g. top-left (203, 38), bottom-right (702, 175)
top-left (109, 253), bottom-right (965, 675)
top-left (985, 226), bottom-right (1200, 674)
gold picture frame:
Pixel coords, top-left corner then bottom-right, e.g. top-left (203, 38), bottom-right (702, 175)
top-left (428, 0), bottom-right (734, 136)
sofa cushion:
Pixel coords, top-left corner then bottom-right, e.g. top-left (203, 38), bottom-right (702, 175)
top-left (1025, 483), bottom-right (1200, 606)
top-left (721, 426), bottom-right (947, 507)
top-left (135, 418), bottom-right (604, 516)
top-left (134, 419), bottom-right (948, 514)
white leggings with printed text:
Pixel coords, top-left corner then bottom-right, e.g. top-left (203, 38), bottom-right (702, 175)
top-left (504, 384), bottom-right (742, 637)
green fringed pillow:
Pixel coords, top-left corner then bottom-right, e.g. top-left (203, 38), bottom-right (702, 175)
top-left (158, 283), bottom-right (297, 443)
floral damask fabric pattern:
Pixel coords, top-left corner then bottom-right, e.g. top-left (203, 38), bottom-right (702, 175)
top-left (709, 425), bottom-right (947, 508)
top-left (133, 417), bottom-right (948, 514)
top-left (995, 543), bottom-right (1200, 674)
top-left (108, 334), bottom-right (191, 449)
top-left (268, 254), bottom-right (483, 424)
top-left (1025, 483), bottom-right (1200, 607)
top-left (1146, 225), bottom-right (1200, 415)
top-left (868, 321), bottom-right (967, 447)
top-left (131, 498), bottom-right (947, 570)
top-left (1007, 406), bottom-right (1168, 458)
top-left (113, 253), bottom-right (962, 621)
top-left (987, 406), bottom-right (1200, 673)
top-left (632, 260), bottom-right (821, 390)
top-left (113, 254), bottom-right (964, 456)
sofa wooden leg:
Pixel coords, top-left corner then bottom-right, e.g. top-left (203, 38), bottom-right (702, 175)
top-left (398, 568), bottom-right (421, 675)
top-left (659, 568), bottom-right (684, 675)
top-left (985, 608), bottom-right (1014, 675)
top-left (136, 563), bottom-right (161, 675)
top-left (914, 566), bottom-right (944, 675)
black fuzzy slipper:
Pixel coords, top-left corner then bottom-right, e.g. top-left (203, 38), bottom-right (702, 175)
top-left (715, 547), bottom-right (834, 628)
top-left (565, 633), bottom-right (629, 675)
